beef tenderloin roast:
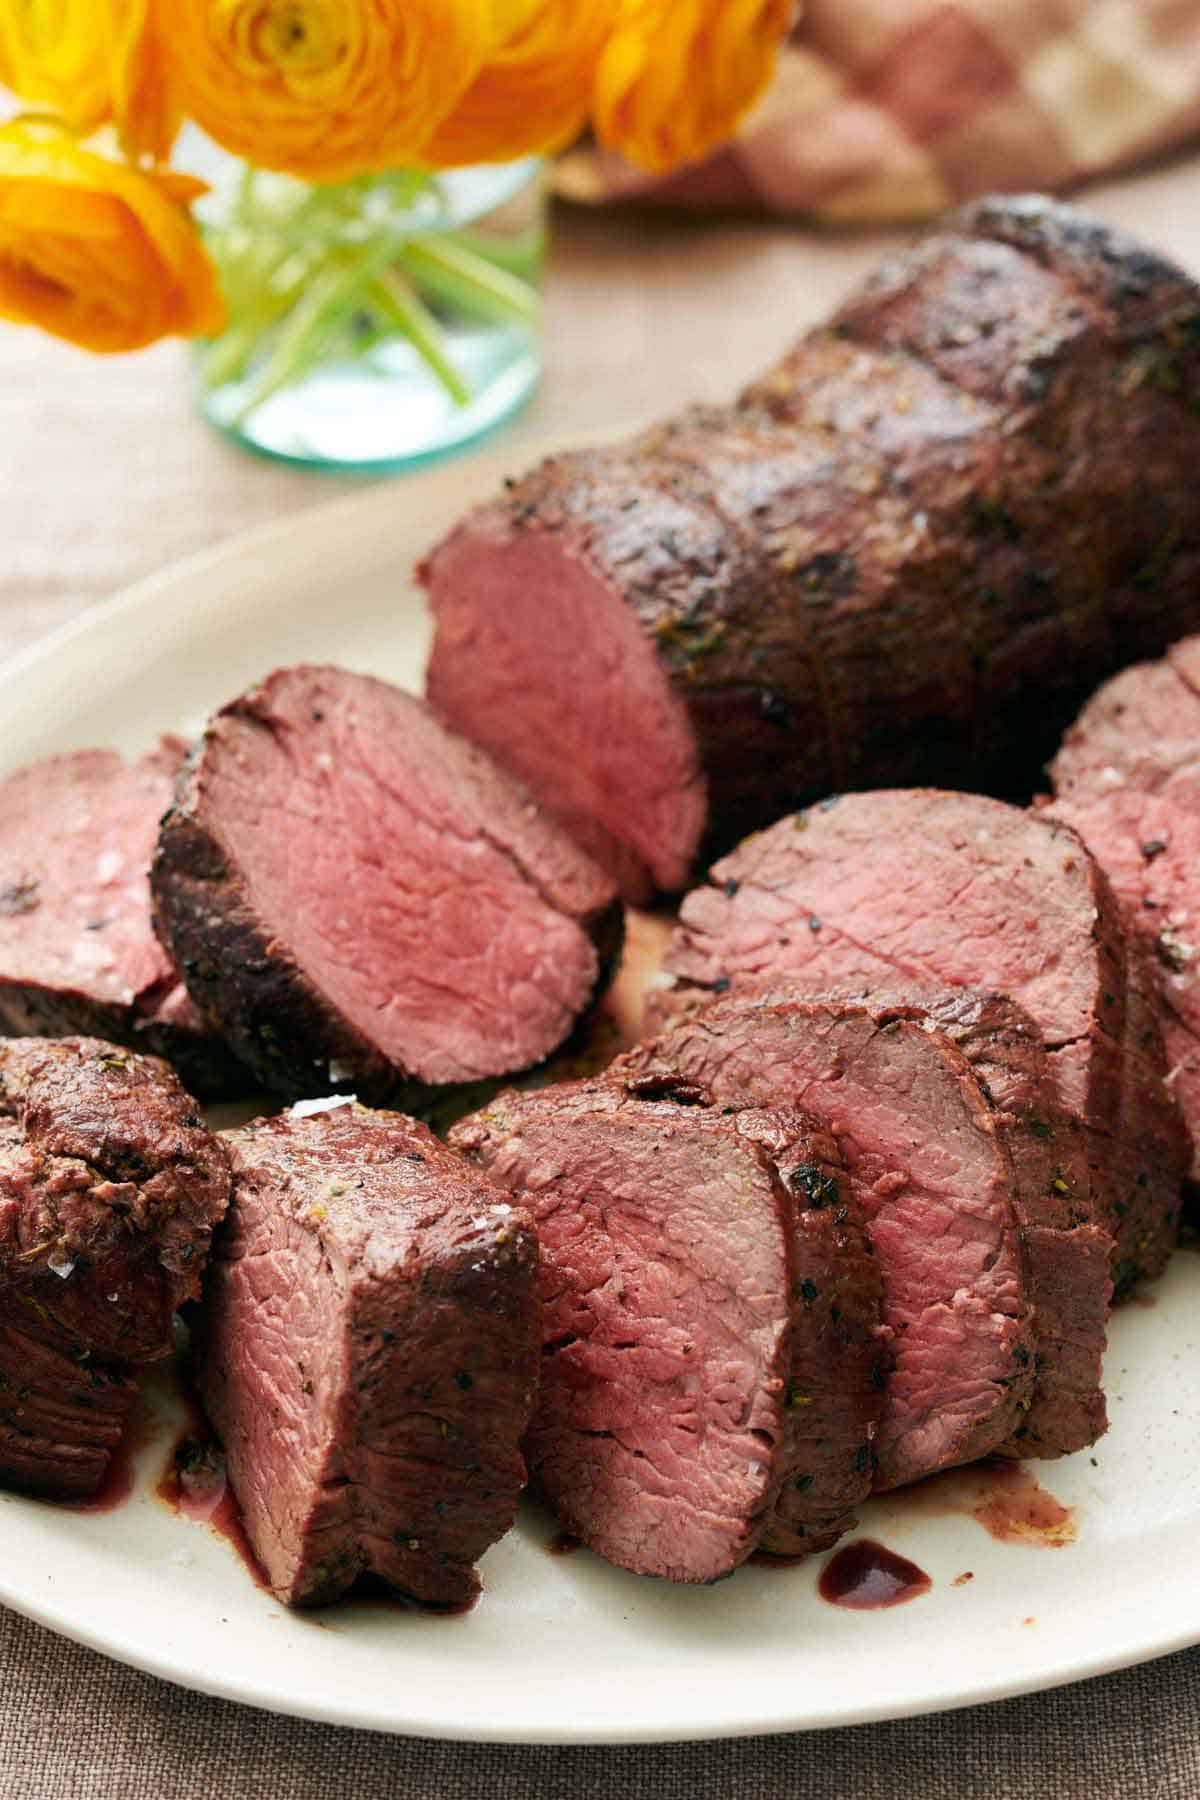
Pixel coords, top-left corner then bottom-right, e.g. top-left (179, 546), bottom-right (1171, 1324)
top-left (423, 196), bottom-right (1200, 899)
top-left (151, 666), bottom-right (621, 1103)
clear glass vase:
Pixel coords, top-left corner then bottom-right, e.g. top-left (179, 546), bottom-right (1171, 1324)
top-left (194, 157), bottom-right (545, 473)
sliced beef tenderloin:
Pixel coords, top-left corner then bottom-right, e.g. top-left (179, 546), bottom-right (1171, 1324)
top-left (614, 995), bottom-right (1033, 1491)
top-left (0, 1036), bottom-right (230, 1500)
top-left (193, 1101), bottom-right (540, 1609)
top-left (0, 745), bottom-right (242, 1096)
top-left (1048, 637), bottom-right (1200, 1182)
top-left (151, 666), bottom-right (621, 1103)
top-left (662, 789), bottom-right (1181, 1290)
top-left (423, 197), bottom-right (1200, 896)
top-left (808, 986), bottom-right (1109, 1459)
top-left (452, 1080), bottom-right (884, 1577)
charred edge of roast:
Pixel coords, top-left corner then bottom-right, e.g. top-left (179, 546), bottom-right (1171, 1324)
top-left (0, 1036), bottom-right (231, 1363)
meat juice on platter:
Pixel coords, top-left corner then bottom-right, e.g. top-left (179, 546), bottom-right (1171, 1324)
top-left (818, 1541), bottom-right (933, 1611)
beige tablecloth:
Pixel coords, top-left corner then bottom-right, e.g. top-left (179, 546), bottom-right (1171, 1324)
top-left (3, 160), bottom-right (1200, 1796)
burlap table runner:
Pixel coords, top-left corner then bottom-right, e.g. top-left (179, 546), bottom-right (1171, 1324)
top-left (3, 1604), bottom-right (1198, 1798)
top-left (3, 168), bottom-right (1200, 1800)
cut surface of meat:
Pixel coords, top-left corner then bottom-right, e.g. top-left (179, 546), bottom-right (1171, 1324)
top-left (193, 1102), bottom-right (540, 1609)
top-left (422, 196), bottom-right (1200, 895)
top-left (615, 995), bottom-right (1032, 1492)
top-left (0, 1036), bottom-right (230, 1364)
top-left (788, 985), bottom-right (1109, 1459)
top-left (662, 788), bottom-right (1181, 1291)
top-left (152, 665), bottom-right (621, 1101)
top-left (0, 744), bottom-right (241, 1095)
top-left (1049, 638), bottom-right (1200, 1182)
top-left (452, 1080), bottom-right (884, 1575)
top-left (422, 453), bottom-right (714, 901)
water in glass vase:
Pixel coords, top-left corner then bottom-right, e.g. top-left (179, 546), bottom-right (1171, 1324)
top-left (195, 159), bottom-right (544, 473)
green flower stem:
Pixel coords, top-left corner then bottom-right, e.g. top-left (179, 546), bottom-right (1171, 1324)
top-left (202, 256), bottom-right (311, 388)
top-left (231, 232), bottom-right (407, 425)
top-left (443, 223), bottom-right (544, 281)
top-left (364, 272), bottom-right (472, 407)
top-left (200, 165), bottom-right (543, 423)
top-left (397, 235), bottom-right (542, 330)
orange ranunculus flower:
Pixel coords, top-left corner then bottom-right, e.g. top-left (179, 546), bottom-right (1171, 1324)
top-left (163, 0), bottom-right (494, 183)
top-left (422, 0), bottom-right (615, 167)
top-left (593, 0), bottom-right (793, 173)
top-left (111, 1), bottom-right (183, 164)
top-left (0, 121), bottom-right (225, 352)
top-left (0, 1), bottom-right (178, 159)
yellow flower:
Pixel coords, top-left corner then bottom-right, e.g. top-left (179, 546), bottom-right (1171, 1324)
top-left (0, 120), bottom-right (225, 352)
top-left (422, 0), bottom-right (615, 167)
top-left (0, 1), bottom-right (178, 159)
top-left (163, 0), bottom-right (494, 183)
top-left (593, 0), bottom-right (793, 173)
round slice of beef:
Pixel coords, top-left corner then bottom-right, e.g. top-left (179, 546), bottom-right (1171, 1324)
top-left (0, 744), bottom-right (242, 1096)
top-left (1048, 637), bottom-right (1200, 1182)
top-left (151, 666), bottom-right (621, 1102)
top-left (0, 1036), bottom-right (230, 1366)
top-left (193, 1102), bottom-right (541, 1610)
top-left (616, 994), bottom-right (1033, 1491)
top-left (452, 1080), bottom-right (885, 1577)
top-left (661, 788), bottom-right (1181, 1291)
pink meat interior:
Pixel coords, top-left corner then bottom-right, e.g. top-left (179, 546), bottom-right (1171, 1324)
top-left (629, 1001), bottom-right (1027, 1488)
top-left (199, 670), bottom-right (615, 1085)
top-left (0, 746), bottom-right (182, 1009)
top-left (424, 510), bottom-right (707, 900)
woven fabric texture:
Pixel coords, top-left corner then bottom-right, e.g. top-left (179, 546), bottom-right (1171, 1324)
top-left (558, 0), bottom-right (1200, 220)
top-left (2, 1604), bottom-right (1200, 1799)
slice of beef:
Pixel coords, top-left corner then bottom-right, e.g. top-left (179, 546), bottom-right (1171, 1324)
top-left (0, 745), bottom-right (242, 1096)
top-left (452, 1080), bottom-right (884, 1576)
top-left (151, 666), bottom-right (621, 1102)
top-left (662, 788), bottom-right (1182, 1290)
top-left (1048, 637), bottom-right (1200, 1181)
top-left (422, 196), bottom-right (1200, 896)
top-left (193, 1102), bottom-right (540, 1609)
top-left (806, 985), bottom-right (1110, 1460)
top-left (0, 1036), bottom-right (230, 1500)
top-left (613, 995), bottom-right (1033, 1491)
top-left (0, 1037), bottom-right (230, 1364)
